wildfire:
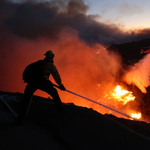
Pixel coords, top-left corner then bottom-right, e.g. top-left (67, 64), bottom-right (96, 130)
top-left (112, 85), bottom-right (135, 105)
top-left (103, 85), bottom-right (141, 120)
top-left (131, 113), bottom-right (141, 119)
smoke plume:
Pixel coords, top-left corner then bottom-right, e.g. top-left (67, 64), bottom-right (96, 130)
top-left (1, 0), bottom-right (150, 45)
top-left (0, 0), bottom-right (150, 104)
top-left (123, 54), bottom-right (150, 93)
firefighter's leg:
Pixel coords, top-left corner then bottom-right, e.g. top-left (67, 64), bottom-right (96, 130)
top-left (18, 84), bottom-right (37, 124)
top-left (38, 80), bottom-right (63, 109)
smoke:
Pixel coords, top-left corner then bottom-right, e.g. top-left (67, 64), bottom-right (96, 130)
top-left (118, 3), bottom-right (143, 17)
top-left (0, 0), bottom-right (150, 101)
top-left (1, 0), bottom-right (150, 46)
top-left (0, 23), bottom-right (123, 104)
top-left (40, 27), bottom-right (123, 104)
top-left (123, 54), bottom-right (150, 93)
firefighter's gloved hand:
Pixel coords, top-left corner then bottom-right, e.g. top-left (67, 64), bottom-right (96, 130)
top-left (59, 84), bottom-right (66, 91)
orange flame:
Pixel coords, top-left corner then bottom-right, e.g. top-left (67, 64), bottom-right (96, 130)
top-left (103, 85), bottom-right (141, 120)
top-left (131, 113), bottom-right (141, 119)
top-left (112, 85), bottom-right (135, 105)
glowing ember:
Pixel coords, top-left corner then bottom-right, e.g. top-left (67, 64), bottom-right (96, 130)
top-left (131, 113), bottom-right (141, 119)
top-left (112, 85), bottom-right (135, 105)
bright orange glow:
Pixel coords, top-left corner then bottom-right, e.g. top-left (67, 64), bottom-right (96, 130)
top-left (1, 25), bottom-right (145, 122)
top-left (102, 85), bottom-right (142, 120)
top-left (131, 113), bottom-right (141, 119)
top-left (112, 85), bottom-right (135, 105)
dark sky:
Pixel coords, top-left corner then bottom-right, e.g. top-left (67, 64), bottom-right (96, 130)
top-left (1, 0), bottom-right (150, 46)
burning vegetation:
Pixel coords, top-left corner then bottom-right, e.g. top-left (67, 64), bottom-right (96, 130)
top-left (103, 85), bottom-right (141, 120)
top-left (108, 85), bottom-right (135, 105)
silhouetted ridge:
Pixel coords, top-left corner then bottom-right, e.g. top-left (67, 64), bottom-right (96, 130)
top-left (106, 38), bottom-right (150, 65)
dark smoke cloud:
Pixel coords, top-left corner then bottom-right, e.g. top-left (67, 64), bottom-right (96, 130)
top-left (1, 0), bottom-right (150, 46)
top-left (0, 0), bottom-right (150, 94)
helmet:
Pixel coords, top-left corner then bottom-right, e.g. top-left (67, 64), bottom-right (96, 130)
top-left (44, 50), bottom-right (54, 58)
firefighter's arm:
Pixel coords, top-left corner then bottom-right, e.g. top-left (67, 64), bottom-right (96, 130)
top-left (51, 65), bottom-right (66, 90)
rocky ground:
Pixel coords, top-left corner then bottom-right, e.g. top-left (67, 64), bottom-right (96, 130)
top-left (0, 91), bottom-right (150, 150)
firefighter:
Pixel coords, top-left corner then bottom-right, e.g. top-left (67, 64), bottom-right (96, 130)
top-left (18, 50), bottom-right (66, 124)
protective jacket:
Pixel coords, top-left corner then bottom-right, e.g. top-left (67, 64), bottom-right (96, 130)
top-left (42, 57), bottom-right (62, 86)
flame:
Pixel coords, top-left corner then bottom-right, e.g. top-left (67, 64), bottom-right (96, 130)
top-left (131, 113), bottom-right (141, 119)
top-left (103, 85), bottom-right (141, 120)
top-left (112, 85), bottom-right (135, 105)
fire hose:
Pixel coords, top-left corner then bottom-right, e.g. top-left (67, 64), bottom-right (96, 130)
top-left (53, 84), bottom-right (137, 120)
top-left (0, 86), bottom-right (138, 120)
top-left (0, 95), bottom-right (18, 118)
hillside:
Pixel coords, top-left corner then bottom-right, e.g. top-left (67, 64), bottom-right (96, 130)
top-left (1, 91), bottom-right (150, 150)
top-left (106, 38), bottom-right (150, 65)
